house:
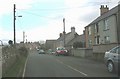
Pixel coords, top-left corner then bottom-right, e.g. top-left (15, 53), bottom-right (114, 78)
top-left (55, 27), bottom-right (79, 49)
top-left (45, 40), bottom-right (56, 51)
top-left (85, 4), bottom-right (120, 60)
top-left (67, 33), bottom-right (85, 49)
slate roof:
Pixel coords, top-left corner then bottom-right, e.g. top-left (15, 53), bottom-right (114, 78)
top-left (67, 34), bottom-right (85, 46)
top-left (57, 32), bottom-right (71, 41)
top-left (86, 5), bottom-right (118, 27)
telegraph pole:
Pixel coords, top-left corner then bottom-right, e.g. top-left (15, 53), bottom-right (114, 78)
top-left (63, 18), bottom-right (65, 47)
top-left (13, 4), bottom-right (16, 44)
top-left (23, 31), bottom-right (25, 43)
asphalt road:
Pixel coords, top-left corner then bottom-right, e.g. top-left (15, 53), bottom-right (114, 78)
top-left (24, 51), bottom-right (118, 77)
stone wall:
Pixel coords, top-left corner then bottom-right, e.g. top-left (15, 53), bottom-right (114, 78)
top-left (92, 43), bottom-right (118, 61)
top-left (93, 43), bottom-right (118, 53)
top-left (2, 44), bottom-right (29, 77)
top-left (71, 48), bottom-right (93, 58)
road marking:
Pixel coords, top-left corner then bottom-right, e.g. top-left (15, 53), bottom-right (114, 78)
top-left (22, 55), bottom-right (29, 79)
top-left (56, 59), bottom-right (88, 77)
top-left (66, 65), bottom-right (87, 76)
top-left (56, 59), bottom-right (63, 64)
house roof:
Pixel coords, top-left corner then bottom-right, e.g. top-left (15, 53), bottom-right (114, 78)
top-left (86, 5), bottom-right (118, 27)
top-left (57, 32), bottom-right (71, 41)
top-left (67, 34), bottom-right (85, 46)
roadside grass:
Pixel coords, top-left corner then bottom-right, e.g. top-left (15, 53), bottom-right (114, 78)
top-left (3, 56), bottom-right (27, 77)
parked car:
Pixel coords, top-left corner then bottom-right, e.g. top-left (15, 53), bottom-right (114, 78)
top-left (104, 46), bottom-right (120, 73)
top-left (55, 47), bottom-right (68, 56)
top-left (39, 49), bottom-right (45, 54)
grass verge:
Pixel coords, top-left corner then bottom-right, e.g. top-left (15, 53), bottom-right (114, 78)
top-left (3, 56), bottom-right (27, 77)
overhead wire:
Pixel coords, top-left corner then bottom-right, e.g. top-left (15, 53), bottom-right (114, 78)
top-left (16, 1), bottom-right (117, 11)
top-left (15, 1), bottom-right (117, 27)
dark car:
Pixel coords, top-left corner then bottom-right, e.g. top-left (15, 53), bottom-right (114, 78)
top-left (55, 47), bottom-right (68, 56)
top-left (39, 50), bottom-right (45, 54)
top-left (104, 46), bottom-right (120, 73)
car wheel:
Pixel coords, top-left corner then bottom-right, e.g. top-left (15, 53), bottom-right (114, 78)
top-left (107, 61), bottom-right (114, 73)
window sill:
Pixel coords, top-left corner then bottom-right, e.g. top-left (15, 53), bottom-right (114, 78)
top-left (103, 29), bottom-right (109, 31)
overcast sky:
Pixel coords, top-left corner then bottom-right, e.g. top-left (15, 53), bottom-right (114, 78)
top-left (0, 0), bottom-right (119, 44)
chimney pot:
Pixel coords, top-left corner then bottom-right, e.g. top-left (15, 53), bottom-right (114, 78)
top-left (100, 5), bottom-right (109, 16)
top-left (59, 33), bottom-right (62, 37)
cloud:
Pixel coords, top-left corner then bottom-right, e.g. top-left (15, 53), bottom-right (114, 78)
top-left (26, 19), bottom-right (63, 41)
top-left (0, 0), bottom-right (119, 42)
top-left (0, 0), bottom-right (34, 17)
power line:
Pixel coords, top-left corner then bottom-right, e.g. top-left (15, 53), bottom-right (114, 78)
top-left (16, 1), bottom-right (116, 11)
top-left (19, 10), bottom-right (61, 20)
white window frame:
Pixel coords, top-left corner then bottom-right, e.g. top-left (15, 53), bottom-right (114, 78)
top-left (95, 37), bottom-right (97, 44)
top-left (104, 19), bottom-right (109, 30)
top-left (94, 24), bottom-right (97, 33)
top-left (95, 36), bottom-right (100, 44)
top-left (104, 36), bottom-right (110, 44)
top-left (89, 40), bottom-right (92, 46)
top-left (88, 27), bottom-right (91, 35)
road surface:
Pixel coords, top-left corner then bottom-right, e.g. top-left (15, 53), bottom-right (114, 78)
top-left (24, 51), bottom-right (118, 77)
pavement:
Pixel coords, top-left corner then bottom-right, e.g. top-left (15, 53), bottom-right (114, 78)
top-left (24, 51), bottom-right (118, 77)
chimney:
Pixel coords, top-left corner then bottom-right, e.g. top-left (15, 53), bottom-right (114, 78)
top-left (100, 5), bottom-right (109, 15)
top-left (83, 30), bottom-right (85, 35)
top-left (63, 31), bottom-right (66, 34)
top-left (59, 33), bottom-right (62, 37)
top-left (71, 27), bottom-right (75, 33)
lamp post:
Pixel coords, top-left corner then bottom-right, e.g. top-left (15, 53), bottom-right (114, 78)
top-left (13, 4), bottom-right (22, 44)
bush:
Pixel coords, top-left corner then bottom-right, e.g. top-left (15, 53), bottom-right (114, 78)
top-left (73, 41), bottom-right (84, 49)
top-left (18, 47), bottom-right (28, 57)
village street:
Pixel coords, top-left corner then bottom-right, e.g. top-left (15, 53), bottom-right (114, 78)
top-left (24, 51), bottom-right (118, 77)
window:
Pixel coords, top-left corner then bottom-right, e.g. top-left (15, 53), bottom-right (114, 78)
top-left (104, 19), bottom-right (109, 30)
top-left (104, 36), bottom-right (110, 44)
top-left (89, 40), bottom-right (92, 47)
top-left (88, 27), bottom-right (91, 35)
top-left (95, 36), bottom-right (100, 44)
top-left (95, 23), bottom-right (99, 33)
top-left (95, 37), bottom-right (97, 44)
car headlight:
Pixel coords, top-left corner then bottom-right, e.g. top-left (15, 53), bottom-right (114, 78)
top-left (65, 50), bottom-right (67, 52)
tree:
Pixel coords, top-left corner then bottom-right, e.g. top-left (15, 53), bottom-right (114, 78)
top-left (8, 40), bottom-right (13, 45)
top-left (73, 41), bottom-right (84, 49)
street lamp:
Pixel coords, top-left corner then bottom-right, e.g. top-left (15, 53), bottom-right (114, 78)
top-left (13, 4), bottom-right (22, 44)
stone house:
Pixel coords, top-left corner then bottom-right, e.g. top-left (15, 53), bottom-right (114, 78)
top-left (45, 40), bottom-right (56, 51)
top-left (55, 27), bottom-right (78, 49)
top-left (85, 5), bottom-right (120, 60)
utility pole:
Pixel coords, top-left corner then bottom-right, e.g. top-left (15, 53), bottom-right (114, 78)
top-left (13, 4), bottom-right (16, 44)
top-left (23, 31), bottom-right (25, 43)
top-left (63, 18), bottom-right (65, 47)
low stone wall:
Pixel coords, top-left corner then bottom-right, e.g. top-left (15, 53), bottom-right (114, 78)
top-left (71, 48), bottom-right (93, 58)
top-left (92, 43), bottom-right (118, 62)
top-left (0, 46), bottom-right (2, 79)
top-left (93, 43), bottom-right (118, 53)
top-left (2, 44), bottom-right (29, 77)
top-left (2, 46), bottom-right (17, 75)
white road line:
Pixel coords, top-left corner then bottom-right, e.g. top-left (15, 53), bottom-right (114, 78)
top-left (66, 65), bottom-right (87, 76)
top-left (22, 55), bottom-right (29, 78)
top-left (56, 59), bottom-right (88, 77)
top-left (56, 59), bottom-right (63, 64)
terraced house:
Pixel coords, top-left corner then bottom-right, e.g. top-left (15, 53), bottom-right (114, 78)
top-left (85, 4), bottom-right (120, 57)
